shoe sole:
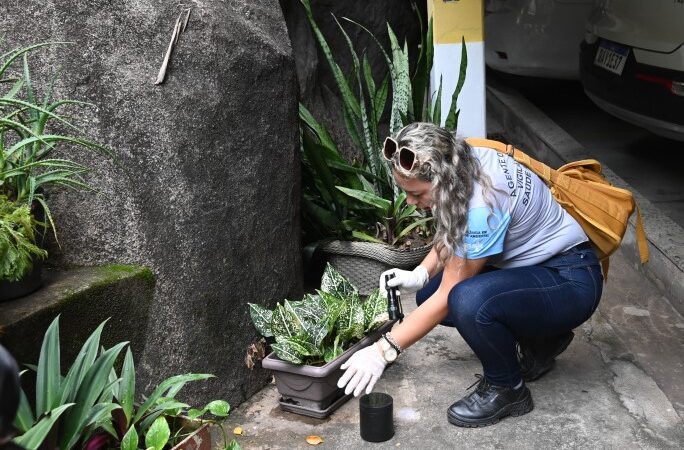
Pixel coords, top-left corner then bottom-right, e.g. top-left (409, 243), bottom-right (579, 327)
top-left (446, 392), bottom-right (534, 428)
top-left (522, 332), bottom-right (575, 382)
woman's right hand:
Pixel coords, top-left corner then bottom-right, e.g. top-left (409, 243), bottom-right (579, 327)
top-left (379, 266), bottom-right (429, 295)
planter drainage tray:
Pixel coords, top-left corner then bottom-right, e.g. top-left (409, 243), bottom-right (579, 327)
top-left (262, 320), bottom-right (395, 418)
top-left (279, 392), bottom-right (352, 419)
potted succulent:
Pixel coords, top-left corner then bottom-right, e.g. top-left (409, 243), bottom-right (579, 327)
top-left (249, 264), bottom-right (394, 418)
top-left (299, 0), bottom-right (468, 294)
top-left (9, 316), bottom-right (241, 450)
top-left (0, 42), bottom-right (112, 301)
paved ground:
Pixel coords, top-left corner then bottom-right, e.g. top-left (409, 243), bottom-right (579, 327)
top-left (221, 73), bottom-right (684, 450)
top-left (223, 250), bottom-right (684, 449)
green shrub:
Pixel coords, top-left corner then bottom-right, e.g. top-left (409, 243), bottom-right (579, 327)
top-left (0, 42), bottom-right (113, 246)
top-left (12, 317), bottom-right (240, 450)
top-left (298, 0), bottom-right (467, 247)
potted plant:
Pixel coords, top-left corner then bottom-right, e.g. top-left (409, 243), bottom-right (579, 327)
top-left (9, 316), bottom-right (241, 450)
top-left (298, 0), bottom-right (468, 294)
top-left (0, 196), bottom-right (47, 298)
top-left (248, 264), bottom-right (394, 418)
top-left (0, 42), bottom-right (113, 301)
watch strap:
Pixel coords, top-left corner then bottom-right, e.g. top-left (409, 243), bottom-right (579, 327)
top-left (382, 333), bottom-right (402, 354)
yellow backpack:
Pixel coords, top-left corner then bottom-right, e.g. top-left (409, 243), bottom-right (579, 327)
top-left (465, 138), bottom-right (649, 279)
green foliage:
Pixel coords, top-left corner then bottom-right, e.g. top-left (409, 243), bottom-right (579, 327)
top-left (298, 1), bottom-right (469, 247)
top-left (12, 317), bottom-right (240, 450)
top-left (249, 264), bottom-right (389, 365)
top-left (0, 195), bottom-right (46, 281)
top-left (0, 42), bottom-right (113, 247)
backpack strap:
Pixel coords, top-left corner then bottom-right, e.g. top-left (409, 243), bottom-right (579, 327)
top-left (465, 138), bottom-right (554, 183)
top-left (466, 138), bottom-right (651, 268)
top-left (465, 137), bottom-right (512, 155)
top-left (635, 204), bottom-right (649, 264)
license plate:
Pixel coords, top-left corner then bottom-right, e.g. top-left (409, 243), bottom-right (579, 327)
top-left (594, 41), bottom-right (629, 75)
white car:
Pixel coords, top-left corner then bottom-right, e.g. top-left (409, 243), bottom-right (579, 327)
top-left (485, 0), bottom-right (596, 80)
top-left (580, 0), bottom-right (684, 141)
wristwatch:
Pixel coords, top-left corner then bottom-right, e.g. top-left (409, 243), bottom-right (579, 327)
top-left (377, 337), bottom-right (398, 363)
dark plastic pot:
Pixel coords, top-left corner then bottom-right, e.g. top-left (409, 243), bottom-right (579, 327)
top-left (0, 201), bottom-right (46, 302)
top-left (0, 258), bottom-right (43, 302)
top-left (262, 320), bottom-right (395, 419)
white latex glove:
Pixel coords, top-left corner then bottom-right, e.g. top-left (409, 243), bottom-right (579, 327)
top-left (337, 343), bottom-right (387, 397)
top-left (379, 265), bottom-right (429, 296)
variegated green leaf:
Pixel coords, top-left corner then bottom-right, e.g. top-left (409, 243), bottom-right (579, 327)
top-left (293, 295), bottom-right (327, 322)
top-left (445, 36), bottom-right (468, 131)
top-left (293, 294), bottom-right (330, 347)
top-left (299, 0), bottom-right (361, 118)
top-left (320, 263), bottom-right (358, 299)
top-left (336, 293), bottom-right (365, 342)
top-left (283, 299), bottom-right (325, 349)
top-left (248, 303), bottom-right (274, 337)
top-left (363, 289), bottom-right (389, 332)
top-left (433, 74), bottom-right (443, 125)
top-left (276, 335), bottom-right (318, 357)
top-left (317, 290), bottom-right (346, 334)
top-left (270, 303), bottom-right (297, 338)
top-left (323, 336), bottom-right (344, 363)
top-left (309, 320), bottom-right (330, 349)
top-left (271, 341), bottom-right (303, 365)
top-left (387, 25), bottom-right (411, 134)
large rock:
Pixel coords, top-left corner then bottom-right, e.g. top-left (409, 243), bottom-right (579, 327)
top-left (280, 0), bottom-right (425, 159)
top-left (0, 0), bottom-right (302, 406)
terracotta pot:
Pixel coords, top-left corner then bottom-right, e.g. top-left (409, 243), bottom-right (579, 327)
top-left (171, 424), bottom-right (212, 450)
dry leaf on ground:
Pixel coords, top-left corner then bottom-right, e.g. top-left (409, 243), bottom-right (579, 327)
top-left (306, 435), bottom-right (324, 445)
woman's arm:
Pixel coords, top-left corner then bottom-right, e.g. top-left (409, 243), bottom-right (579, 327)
top-left (390, 255), bottom-right (489, 349)
top-left (419, 246), bottom-right (443, 278)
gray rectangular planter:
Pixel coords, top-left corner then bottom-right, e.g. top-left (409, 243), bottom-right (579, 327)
top-left (262, 320), bottom-right (395, 419)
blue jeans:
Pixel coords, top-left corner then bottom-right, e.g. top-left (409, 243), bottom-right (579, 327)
top-left (416, 243), bottom-right (603, 387)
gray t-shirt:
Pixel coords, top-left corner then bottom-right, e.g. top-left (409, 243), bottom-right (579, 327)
top-left (454, 146), bottom-right (588, 268)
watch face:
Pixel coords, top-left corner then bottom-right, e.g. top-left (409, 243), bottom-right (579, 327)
top-left (385, 348), bottom-right (398, 362)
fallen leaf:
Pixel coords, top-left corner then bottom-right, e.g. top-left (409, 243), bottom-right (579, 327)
top-left (245, 338), bottom-right (267, 370)
top-left (233, 427), bottom-right (243, 435)
top-left (306, 435), bottom-right (323, 445)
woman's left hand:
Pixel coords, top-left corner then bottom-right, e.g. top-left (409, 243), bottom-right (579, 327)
top-left (337, 343), bottom-right (387, 397)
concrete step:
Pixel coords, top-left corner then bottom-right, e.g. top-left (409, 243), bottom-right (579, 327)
top-left (0, 265), bottom-right (154, 370)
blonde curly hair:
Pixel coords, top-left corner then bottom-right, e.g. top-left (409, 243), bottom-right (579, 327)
top-left (388, 122), bottom-right (497, 264)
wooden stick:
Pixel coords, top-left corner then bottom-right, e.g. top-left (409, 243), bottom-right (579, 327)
top-left (155, 9), bottom-right (190, 85)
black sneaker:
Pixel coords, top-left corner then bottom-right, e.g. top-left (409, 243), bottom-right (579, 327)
top-left (517, 331), bottom-right (575, 382)
top-left (447, 375), bottom-right (534, 427)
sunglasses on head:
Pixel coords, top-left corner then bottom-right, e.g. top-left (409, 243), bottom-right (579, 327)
top-left (383, 137), bottom-right (417, 172)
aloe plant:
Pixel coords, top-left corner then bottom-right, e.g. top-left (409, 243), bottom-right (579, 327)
top-left (12, 316), bottom-right (241, 450)
top-left (249, 264), bottom-right (389, 365)
top-left (0, 42), bottom-right (113, 245)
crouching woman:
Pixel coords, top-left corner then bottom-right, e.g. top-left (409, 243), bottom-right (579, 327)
top-left (337, 122), bottom-right (603, 427)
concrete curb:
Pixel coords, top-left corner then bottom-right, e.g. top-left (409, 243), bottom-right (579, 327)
top-left (486, 77), bottom-right (684, 314)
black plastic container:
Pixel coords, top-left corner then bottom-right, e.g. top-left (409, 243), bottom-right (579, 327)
top-left (359, 392), bottom-right (394, 442)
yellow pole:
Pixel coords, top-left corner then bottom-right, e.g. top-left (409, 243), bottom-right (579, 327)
top-left (428, 0), bottom-right (486, 137)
